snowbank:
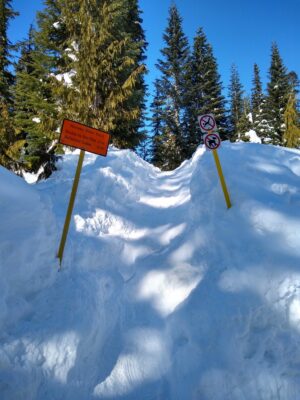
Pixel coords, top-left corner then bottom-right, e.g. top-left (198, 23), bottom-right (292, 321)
top-left (1, 143), bottom-right (300, 399)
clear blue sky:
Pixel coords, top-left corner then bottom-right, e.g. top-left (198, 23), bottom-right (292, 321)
top-left (9, 0), bottom-right (300, 100)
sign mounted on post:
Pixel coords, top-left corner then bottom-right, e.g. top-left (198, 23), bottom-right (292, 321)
top-left (59, 119), bottom-right (110, 156)
top-left (204, 132), bottom-right (221, 150)
top-left (197, 113), bottom-right (231, 209)
top-left (57, 119), bottom-right (110, 267)
top-left (198, 114), bottom-right (217, 133)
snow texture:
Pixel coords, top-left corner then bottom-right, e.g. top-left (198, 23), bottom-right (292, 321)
top-left (1, 142), bottom-right (300, 399)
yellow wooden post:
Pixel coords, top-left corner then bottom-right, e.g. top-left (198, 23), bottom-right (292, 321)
top-left (212, 148), bottom-right (232, 209)
top-left (57, 149), bottom-right (85, 266)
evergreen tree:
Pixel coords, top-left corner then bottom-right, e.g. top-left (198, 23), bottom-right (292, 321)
top-left (152, 4), bottom-right (190, 169)
top-left (14, 0), bottom-right (147, 176)
top-left (114, 0), bottom-right (147, 148)
top-left (251, 63), bottom-right (264, 136)
top-left (237, 97), bottom-right (252, 140)
top-left (14, 26), bottom-right (36, 136)
top-left (62, 0), bottom-right (147, 149)
top-left (283, 93), bottom-right (300, 148)
top-left (0, 101), bottom-right (21, 168)
top-left (151, 81), bottom-right (165, 167)
top-left (0, 0), bottom-right (17, 102)
top-left (13, 2), bottom-right (65, 176)
top-left (185, 27), bottom-right (227, 155)
top-left (0, 0), bottom-right (20, 169)
top-left (136, 135), bottom-right (152, 162)
top-left (228, 64), bottom-right (244, 140)
top-left (287, 71), bottom-right (299, 95)
top-left (265, 43), bottom-right (290, 144)
top-left (287, 71), bottom-right (299, 111)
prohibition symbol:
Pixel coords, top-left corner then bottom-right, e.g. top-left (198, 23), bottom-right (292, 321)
top-left (204, 132), bottom-right (221, 150)
top-left (198, 114), bottom-right (216, 133)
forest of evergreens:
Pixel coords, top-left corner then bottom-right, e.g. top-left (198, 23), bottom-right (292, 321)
top-left (1, 0), bottom-right (299, 177)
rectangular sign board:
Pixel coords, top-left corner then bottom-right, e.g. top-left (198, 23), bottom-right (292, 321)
top-left (59, 119), bottom-right (110, 156)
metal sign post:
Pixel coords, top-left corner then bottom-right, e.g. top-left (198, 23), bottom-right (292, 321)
top-left (198, 114), bottom-right (232, 209)
top-left (57, 119), bottom-right (110, 267)
top-left (212, 148), bottom-right (232, 209)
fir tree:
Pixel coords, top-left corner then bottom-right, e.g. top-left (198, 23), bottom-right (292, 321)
top-left (0, 101), bottom-right (21, 168)
top-left (62, 0), bottom-right (147, 149)
top-left (283, 93), bottom-right (300, 148)
top-left (114, 0), bottom-right (147, 148)
top-left (14, 26), bottom-right (36, 136)
top-left (237, 97), bottom-right (252, 141)
top-left (228, 64), bottom-right (244, 141)
top-left (151, 81), bottom-right (165, 167)
top-left (0, 0), bottom-right (19, 169)
top-left (251, 63), bottom-right (264, 137)
top-left (287, 71), bottom-right (299, 95)
top-left (185, 27), bottom-right (227, 156)
top-left (0, 0), bottom-right (17, 102)
top-left (287, 71), bottom-right (299, 110)
top-left (265, 43), bottom-right (290, 145)
top-left (13, 3), bottom-right (64, 176)
top-left (152, 4), bottom-right (190, 169)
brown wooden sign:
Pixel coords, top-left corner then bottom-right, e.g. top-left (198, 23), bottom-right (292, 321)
top-left (59, 119), bottom-right (110, 156)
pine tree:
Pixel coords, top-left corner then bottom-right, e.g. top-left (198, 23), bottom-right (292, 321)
top-left (185, 27), bottom-right (227, 156)
top-left (14, 26), bottom-right (36, 136)
top-left (151, 81), bottom-right (165, 167)
top-left (13, 2), bottom-right (65, 176)
top-left (287, 71), bottom-right (299, 111)
top-left (113, 0), bottom-right (147, 148)
top-left (265, 43), bottom-right (290, 145)
top-left (237, 97), bottom-right (252, 141)
top-left (14, 0), bottom-right (147, 176)
top-left (283, 93), bottom-right (300, 148)
top-left (228, 64), bottom-right (244, 141)
top-left (0, 0), bottom-right (19, 169)
top-left (61, 0), bottom-right (147, 149)
top-left (152, 4), bottom-right (190, 169)
top-left (0, 0), bottom-right (17, 102)
top-left (251, 63), bottom-right (265, 139)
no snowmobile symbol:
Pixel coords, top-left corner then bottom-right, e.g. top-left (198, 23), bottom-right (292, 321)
top-left (204, 132), bottom-right (221, 150)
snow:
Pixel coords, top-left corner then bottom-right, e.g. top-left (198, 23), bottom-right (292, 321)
top-left (54, 70), bottom-right (75, 87)
top-left (240, 129), bottom-right (262, 143)
top-left (1, 142), bottom-right (300, 399)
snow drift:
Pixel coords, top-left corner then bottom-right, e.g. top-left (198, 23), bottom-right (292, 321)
top-left (1, 142), bottom-right (300, 399)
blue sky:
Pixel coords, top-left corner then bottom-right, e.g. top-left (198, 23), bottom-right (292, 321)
top-left (9, 0), bottom-right (300, 99)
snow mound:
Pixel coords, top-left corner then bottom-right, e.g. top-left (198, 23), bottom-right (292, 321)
top-left (1, 142), bottom-right (300, 399)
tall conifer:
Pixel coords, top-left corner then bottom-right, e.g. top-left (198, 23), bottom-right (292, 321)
top-left (283, 93), bottom-right (300, 148)
top-left (62, 0), bottom-right (147, 148)
top-left (0, 0), bottom-right (17, 102)
top-left (251, 64), bottom-right (266, 140)
top-left (265, 43), bottom-right (290, 144)
top-left (228, 64), bottom-right (244, 140)
top-left (13, 2), bottom-right (65, 176)
top-left (0, 0), bottom-right (19, 169)
top-left (152, 4), bottom-right (190, 169)
top-left (151, 81), bottom-right (165, 167)
top-left (185, 27), bottom-right (227, 155)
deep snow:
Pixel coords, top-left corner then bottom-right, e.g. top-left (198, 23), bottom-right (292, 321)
top-left (1, 142), bottom-right (300, 399)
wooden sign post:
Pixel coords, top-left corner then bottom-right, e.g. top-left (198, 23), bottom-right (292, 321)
top-left (57, 120), bottom-right (110, 266)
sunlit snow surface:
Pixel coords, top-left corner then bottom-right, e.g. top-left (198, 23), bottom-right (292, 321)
top-left (1, 142), bottom-right (300, 399)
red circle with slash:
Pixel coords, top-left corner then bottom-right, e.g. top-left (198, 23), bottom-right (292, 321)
top-left (204, 132), bottom-right (221, 150)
